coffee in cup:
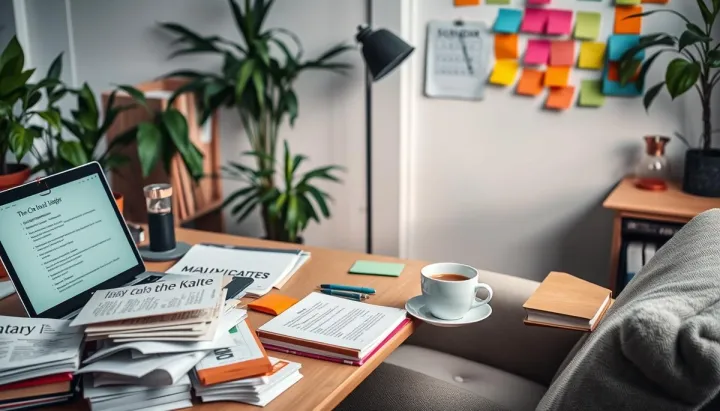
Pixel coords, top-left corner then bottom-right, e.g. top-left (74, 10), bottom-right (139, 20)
top-left (421, 263), bottom-right (493, 320)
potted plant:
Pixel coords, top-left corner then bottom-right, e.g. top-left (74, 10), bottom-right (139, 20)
top-left (158, 0), bottom-right (352, 242)
top-left (619, 0), bottom-right (720, 197)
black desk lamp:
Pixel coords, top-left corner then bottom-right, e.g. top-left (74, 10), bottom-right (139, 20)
top-left (356, 24), bottom-right (414, 254)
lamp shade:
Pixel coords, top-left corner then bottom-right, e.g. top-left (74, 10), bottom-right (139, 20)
top-left (356, 25), bottom-right (414, 82)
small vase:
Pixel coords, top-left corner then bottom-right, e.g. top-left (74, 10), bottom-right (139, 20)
top-left (0, 164), bottom-right (31, 192)
top-left (682, 149), bottom-right (720, 197)
top-left (634, 136), bottom-right (670, 191)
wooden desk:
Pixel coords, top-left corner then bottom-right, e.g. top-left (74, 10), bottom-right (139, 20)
top-left (0, 228), bottom-right (423, 411)
top-left (603, 178), bottom-right (720, 293)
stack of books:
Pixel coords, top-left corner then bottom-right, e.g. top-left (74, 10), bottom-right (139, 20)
top-left (0, 316), bottom-right (84, 409)
top-left (70, 274), bottom-right (246, 410)
top-left (190, 321), bottom-right (303, 407)
top-left (193, 357), bottom-right (302, 407)
top-left (523, 271), bottom-right (613, 332)
top-left (257, 292), bottom-right (410, 365)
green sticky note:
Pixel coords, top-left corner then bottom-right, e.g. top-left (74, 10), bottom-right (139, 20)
top-left (575, 11), bottom-right (602, 40)
top-left (579, 80), bottom-right (606, 107)
top-left (486, 0), bottom-right (510, 4)
top-left (349, 260), bottom-right (405, 277)
top-left (616, 0), bottom-right (640, 4)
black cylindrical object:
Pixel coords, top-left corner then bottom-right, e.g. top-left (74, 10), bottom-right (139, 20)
top-left (683, 149), bottom-right (720, 198)
top-left (144, 184), bottom-right (177, 252)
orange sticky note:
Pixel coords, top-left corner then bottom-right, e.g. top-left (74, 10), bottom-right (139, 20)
top-left (455, 0), bottom-right (480, 6)
top-left (517, 69), bottom-right (545, 96)
top-left (545, 86), bottom-right (576, 110)
top-left (550, 40), bottom-right (575, 67)
top-left (495, 34), bottom-right (519, 59)
top-left (545, 67), bottom-right (570, 87)
top-left (608, 62), bottom-right (640, 82)
top-left (615, 6), bottom-right (643, 35)
top-left (248, 294), bottom-right (299, 316)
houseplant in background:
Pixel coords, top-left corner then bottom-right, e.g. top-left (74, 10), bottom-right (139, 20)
top-left (619, 0), bottom-right (720, 197)
top-left (159, 0), bottom-right (352, 242)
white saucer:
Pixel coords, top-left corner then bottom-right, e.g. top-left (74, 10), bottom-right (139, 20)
top-left (405, 295), bottom-right (492, 328)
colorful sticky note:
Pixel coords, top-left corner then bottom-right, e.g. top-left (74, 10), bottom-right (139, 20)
top-left (545, 86), bottom-right (576, 110)
top-left (603, 77), bottom-right (642, 97)
top-left (490, 60), bottom-right (520, 86)
top-left (617, 0), bottom-right (641, 4)
top-left (546, 10), bottom-right (574, 35)
top-left (607, 35), bottom-right (644, 61)
top-left (579, 80), bottom-right (606, 107)
top-left (349, 260), bottom-right (406, 276)
top-left (522, 8), bottom-right (549, 33)
top-left (615, 6), bottom-right (643, 34)
top-left (575, 11), bottom-right (602, 40)
top-left (517, 69), bottom-right (545, 96)
top-left (495, 34), bottom-right (519, 59)
top-left (525, 39), bottom-right (551, 65)
top-left (550, 40), bottom-right (575, 67)
top-left (578, 42), bottom-right (606, 69)
top-left (494, 9), bottom-right (523, 33)
top-left (607, 61), bottom-right (639, 82)
top-left (642, 0), bottom-right (668, 3)
top-left (454, 0), bottom-right (480, 6)
top-left (486, 0), bottom-right (511, 4)
top-left (545, 66), bottom-right (571, 87)
top-left (528, 0), bottom-right (551, 4)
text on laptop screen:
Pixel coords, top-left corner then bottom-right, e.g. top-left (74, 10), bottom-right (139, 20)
top-left (0, 174), bottom-right (137, 313)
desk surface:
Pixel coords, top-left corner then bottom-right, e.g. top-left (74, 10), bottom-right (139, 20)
top-left (0, 228), bottom-right (424, 411)
top-left (602, 178), bottom-right (720, 220)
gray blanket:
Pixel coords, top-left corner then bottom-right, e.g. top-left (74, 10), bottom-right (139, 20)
top-left (538, 209), bottom-right (720, 411)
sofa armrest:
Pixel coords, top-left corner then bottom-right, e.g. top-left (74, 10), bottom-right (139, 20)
top-left (405, 270), bottom-right (583, 386)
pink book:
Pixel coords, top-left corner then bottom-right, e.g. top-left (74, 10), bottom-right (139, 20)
top-left (263, 318), bottom-right (411, 366)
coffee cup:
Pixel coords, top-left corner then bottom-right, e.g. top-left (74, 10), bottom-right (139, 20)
top-left (420, 263), bottom-right (493, 320)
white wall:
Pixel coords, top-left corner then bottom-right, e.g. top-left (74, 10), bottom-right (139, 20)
top-left (400, 0), bottom-right (708, 285)
top-left (0, 0), bottom-right (15, 49)
top-left (66, 0), bottom-right (371, 251)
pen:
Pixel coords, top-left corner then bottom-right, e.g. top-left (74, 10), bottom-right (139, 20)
top-left (320, 289), bottom-right (370, 301)
top-left (320, 284), bottom-right (376, 295)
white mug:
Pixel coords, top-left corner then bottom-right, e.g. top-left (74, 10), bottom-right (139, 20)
top-left (420, 263), bottom-right (493, 320)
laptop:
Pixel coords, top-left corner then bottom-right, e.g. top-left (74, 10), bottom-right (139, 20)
top-left (0, 162), bottom-right (163, 319)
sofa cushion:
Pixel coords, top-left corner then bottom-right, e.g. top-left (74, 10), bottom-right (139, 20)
top-left (385, 345), bottom-right (547, 411)
top-left (337, 362), bottom-right (509, 411)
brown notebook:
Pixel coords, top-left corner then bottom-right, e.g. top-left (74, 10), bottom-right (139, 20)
top-left (523, 272), bottom-right (612, 332)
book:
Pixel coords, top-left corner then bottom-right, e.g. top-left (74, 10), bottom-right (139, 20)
top-left (166, 244), bottom-right (310, 297)
top-left (0, 373), bottom-right (73, 391)
top-left (83, 374), bottom-right (192, 411)
top-left (194, 320), bottom-right (272, 386)
top-left (257, 293), bottom-right (408, 361)
top-left (625, 241), bottom-right (644, 288)
top-left (523, 272), bottom-right (612, 332)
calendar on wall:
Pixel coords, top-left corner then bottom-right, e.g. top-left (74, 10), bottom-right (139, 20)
top-left (425, 20), bottom-right (491, 100)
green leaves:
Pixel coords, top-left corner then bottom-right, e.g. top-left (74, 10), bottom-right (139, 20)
top-left (665, 59), bottom-right (701, 99)
top-left (8, 124), bottom-right (32, 160)
top-left (161, 108), bottom-right (204, 181)
top-left (116, 85), bottom-right (148, 108)
top-left (0, 37), bottom-right (25, 79)
top-left (38, 111), bottom-right (62, 132)
top-left (58, 141), bottom-right (89, 167)
top-left (643, 82), bottom-right (666, 111)
top-left (137, 123), bottom-right (162, 177)
top-left (697, 0), bottom-right (713, 26)
top-left (709, 50), bottom-right (720, 68)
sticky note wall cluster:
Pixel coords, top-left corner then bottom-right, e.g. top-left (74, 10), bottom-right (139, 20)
top-left (454, 0), bottom-right (671, 111)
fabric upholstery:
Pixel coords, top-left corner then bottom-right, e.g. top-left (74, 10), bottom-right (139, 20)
top-left (385, 345), bottom-right (546, 411)
top-left (336, 362), bottom-right (509, 411)
top-left (539, 209), bottom-right (720, 411)
top-left (406, 270), bottom-right (582, 385)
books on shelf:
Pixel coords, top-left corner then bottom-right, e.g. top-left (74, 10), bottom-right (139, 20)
top-left (523, 272), bottom-right (613, 332)
top-left (257, 292), bottom-right (409, 364)
top-left (623, 241), bottom-right (657, 289)
top-left (166, 244), bottom-right (311, 297)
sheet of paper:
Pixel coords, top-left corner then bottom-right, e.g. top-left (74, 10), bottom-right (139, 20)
top-left (0, 281), bottom-right (13, 300)
top-left (524, 39), bottom-right (551, 65)
top-left (493, 8), bottom-right (523, 33)
top-left (614, 6), bottom-right (642, 34)
top-left (495, 33), bottom-right (519, 59)
top-left (545, 86), bottom-right (576, 110)
top-left (578, 42), bottom-right (606, 70)
top-left (608, 35), bottom-right (643, 61)
top-left (194, 320), bottom-right (264, 372)
top-left (574, 11), bottom-right (602, 40)
top-left (516, 69), bottom-right (545, 96)
top-left (546, 10), bottom-right (574, 35)
top-left (521, 8), bottom-right (548, 34)
top-left (490, 60), bottom-right (519, 86)
top-left (550, 40), bottom-right (575, 67)
top-left (579, 80), bottom-right (606, 107)
top-left (0, 316), bottom-right (83, 371)
top-left (545, 67), bottom-right (571, 87)
top-left (77, 350), bottom-right (208, 383)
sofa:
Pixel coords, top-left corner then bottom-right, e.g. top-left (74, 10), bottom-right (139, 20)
top-left (338, 209), bottom-right (720, 411)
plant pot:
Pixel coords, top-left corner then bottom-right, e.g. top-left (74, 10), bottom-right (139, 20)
top-left (0, 164), bottom-right (31, 192)
top-left (682, 149), bottom-right (720, 197)
top-left (113, 192), bottom-right (124, 215)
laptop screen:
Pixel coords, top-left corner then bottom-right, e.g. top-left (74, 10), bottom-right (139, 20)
top-left (0, 173), bottom-right (138, 313)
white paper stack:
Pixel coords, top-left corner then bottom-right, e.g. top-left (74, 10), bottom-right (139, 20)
top-left (83, 374), bottom-right (193, 411)
top-left (0, 316), bottom-right (84, 409)
top-left (193, 357), bottom-right (303, 407)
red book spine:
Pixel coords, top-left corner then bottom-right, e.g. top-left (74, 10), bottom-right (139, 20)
top-left (0, 373), bottom-right (73, 390)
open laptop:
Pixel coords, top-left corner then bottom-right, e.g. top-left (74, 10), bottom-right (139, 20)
top-left (0, 162), bottom-right (163, 319)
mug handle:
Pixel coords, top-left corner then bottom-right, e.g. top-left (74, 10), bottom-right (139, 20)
top-left (471, 283), bottom-right (493, 308)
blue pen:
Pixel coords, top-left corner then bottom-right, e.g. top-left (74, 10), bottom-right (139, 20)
top-left (320, 284), bottom-right (376, 294)
top-left (320, 289), bottom-right (369, 301)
